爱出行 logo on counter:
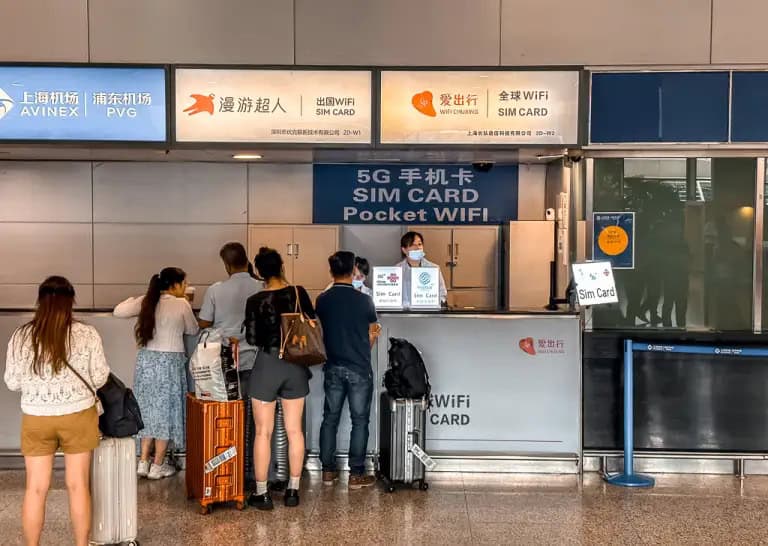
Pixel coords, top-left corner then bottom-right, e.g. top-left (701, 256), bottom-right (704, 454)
top-left (418, 271), bottom-right (431, 286)
top-left (519, 337), bottom-right (566, 356)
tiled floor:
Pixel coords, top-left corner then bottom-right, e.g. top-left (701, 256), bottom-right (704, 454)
top-left (2, 471), bottom-right (768, 545)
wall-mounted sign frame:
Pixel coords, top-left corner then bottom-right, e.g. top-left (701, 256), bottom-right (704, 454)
top-left (173, 66), bottom-right (374, 146)
top-left (0, 63), bottom-right (169, 144)
top-left (378, 68), bottom-right (584, 147)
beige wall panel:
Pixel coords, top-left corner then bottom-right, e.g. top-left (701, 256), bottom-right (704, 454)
top-left (501, 0), bottom-right (711, 65)
top-left (248, 164), bottom-right (313, 224)
top-left (0, 1), bottom-right (88, 61)
top-left (89, 0), bottom-right (294, 64)
top-left (94, 163), bottom-right (247, 224)
top-left (0, 162), bottom-right (92, 222)
top-left (295, 0), bottom-right (500, 66)
top-left (94, 223), bottom-right (246, 285)
top-left (712, 0), bottom-right (768, 63)
top-left (0, 223), bottom-right (92, 284)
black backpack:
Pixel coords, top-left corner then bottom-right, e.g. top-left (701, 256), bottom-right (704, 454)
top-left (384, 338), bottom-right (431, 403)
top-left (68, 365), bottom-right (144, 438)
top-left (96, 373), bottom-right (145, 438)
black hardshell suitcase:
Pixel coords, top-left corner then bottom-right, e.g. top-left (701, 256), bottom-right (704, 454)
top-left (378, 392), bottom-right (429, 492)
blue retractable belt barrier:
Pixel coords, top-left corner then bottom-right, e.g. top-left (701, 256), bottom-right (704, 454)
top-left (604, 340), bottom-right (768, 488)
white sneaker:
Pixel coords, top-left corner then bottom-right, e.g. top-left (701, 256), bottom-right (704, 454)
top-left (137, 460), bottom-right (151, 478)
top-left (147, 463), bottom-right (176, 480)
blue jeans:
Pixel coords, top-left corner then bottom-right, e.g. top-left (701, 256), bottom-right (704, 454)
top-left (319, 366), bottom-right (373, 476)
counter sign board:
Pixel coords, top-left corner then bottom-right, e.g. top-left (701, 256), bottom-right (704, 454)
top-left (0, 66), bottom-right (167, 142)
top-left (410, 267), bottom-right (440, 309)
top-left (372, 267), bottom-right (403, 310)
top-left (313, 163), bottom-right (518, 224)
top-left (174, 69), bottom-right (372, 144)
top-left (572, 261), bottom-right (618, 306)
top-left (379, 70), bottom-right (580, 145)
top-left (593, 212), bottom-right (634, 269)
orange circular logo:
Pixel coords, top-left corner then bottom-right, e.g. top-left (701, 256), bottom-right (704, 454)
top-left (598, 226), bottom-right (629, 256)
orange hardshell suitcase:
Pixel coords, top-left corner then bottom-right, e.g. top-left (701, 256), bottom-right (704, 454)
top-left (185, 394), bottom-right (246, 514)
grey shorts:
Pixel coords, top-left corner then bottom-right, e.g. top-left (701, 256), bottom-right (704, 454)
top-left (248, 349), bottom-right (310, 402)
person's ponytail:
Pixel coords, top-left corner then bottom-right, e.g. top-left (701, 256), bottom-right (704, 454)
top-left (135, 273), bottom-right (163, 347)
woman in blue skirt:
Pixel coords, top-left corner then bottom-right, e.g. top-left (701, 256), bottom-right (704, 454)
top-left (114, 267), bottom-right (198, 480)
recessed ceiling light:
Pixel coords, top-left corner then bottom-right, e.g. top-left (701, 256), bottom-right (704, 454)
top-left (232, 154), bottom-right (263, 160)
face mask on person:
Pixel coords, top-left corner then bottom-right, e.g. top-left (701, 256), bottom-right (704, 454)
top-left (352, 279), bottom-right (364, 290)
top-left (408, 249), bottom-right (425, 261)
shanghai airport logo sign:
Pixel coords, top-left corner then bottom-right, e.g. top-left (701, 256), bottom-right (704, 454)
top-left (0, 88), bottom-right (14, 121)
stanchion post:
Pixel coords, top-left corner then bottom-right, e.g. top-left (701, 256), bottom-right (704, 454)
top-left (604, 339), bottom-right (655, 488)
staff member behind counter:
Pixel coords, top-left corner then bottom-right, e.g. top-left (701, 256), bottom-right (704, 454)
top-left (396, 231), bottom-right (447, 308)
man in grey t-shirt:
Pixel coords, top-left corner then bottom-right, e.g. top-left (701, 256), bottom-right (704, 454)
top-left (198, 242), bottom-right (261, 486)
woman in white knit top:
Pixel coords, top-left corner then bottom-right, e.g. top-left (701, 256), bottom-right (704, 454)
top-left (4, 276), bottom-right (110, 546)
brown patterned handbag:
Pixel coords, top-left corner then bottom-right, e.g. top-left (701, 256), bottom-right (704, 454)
top-left (279, 286), bottom-right (327, 366)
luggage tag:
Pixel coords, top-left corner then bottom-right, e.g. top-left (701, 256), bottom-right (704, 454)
top-left (410, 443), bottom-right (437, 471)
top-left (205, 446), bottom-right (237, 473)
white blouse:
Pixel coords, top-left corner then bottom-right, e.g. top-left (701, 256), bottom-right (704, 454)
top-left (114, 294), bottom-right (199, 353)
top-left (4, 322), bottom-right (110, 416)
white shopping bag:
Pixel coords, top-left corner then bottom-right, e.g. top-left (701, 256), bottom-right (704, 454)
top-left (189, 330), bottom-right (228, 401)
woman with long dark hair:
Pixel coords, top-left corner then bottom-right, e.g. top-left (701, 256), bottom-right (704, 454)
top-left (4, 277), bottom-right (110, 546)
top-left (114, 267), bottom-right (198, 480)
top-left (244, 248), bottom-right (315, 510)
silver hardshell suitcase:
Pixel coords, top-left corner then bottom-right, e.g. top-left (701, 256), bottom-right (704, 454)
top-left (90, 437), bottom-right (139, 545)
top-left (378, 392), bottom-right (429, 492)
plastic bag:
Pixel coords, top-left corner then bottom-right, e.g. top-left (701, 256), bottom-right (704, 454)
top-left (190, 329), bottom-right (240, 401)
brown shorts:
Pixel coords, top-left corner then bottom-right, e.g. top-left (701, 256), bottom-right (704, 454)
top-left (21, 406), bottom-right (100, 456)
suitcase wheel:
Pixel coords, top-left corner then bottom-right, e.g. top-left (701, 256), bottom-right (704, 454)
top-left (419, 480), bottom-right (429, 491)
top-left (236, 501), bottom-right (246, 511)
top-left (199, 505), bottom-right (211, 515)
top-left (387, 484), bottom-right (396, 493)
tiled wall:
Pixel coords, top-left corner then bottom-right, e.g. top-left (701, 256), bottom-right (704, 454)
top-left (0, 0), bottom-right (758, 66)
top-left (0, 161), bottom-right (545, 309)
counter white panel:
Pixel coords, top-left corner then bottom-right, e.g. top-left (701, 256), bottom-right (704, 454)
top-left (305, 313), bottom-right (581, 460)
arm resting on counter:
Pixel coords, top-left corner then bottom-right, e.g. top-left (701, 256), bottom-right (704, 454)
top-left (3, 331), bottom-right (21, 392)
top-left (113, 296), bottom-right (144, 318)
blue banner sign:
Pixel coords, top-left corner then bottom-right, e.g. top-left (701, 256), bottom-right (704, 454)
top-left (0, 66), bottom-right (167, 142)
top-left (313, 163), bottom-right (518, 224)
top-left (593, 212), bottom-right (635, 269)
top-left (632, 342), bottom-right (768, 358)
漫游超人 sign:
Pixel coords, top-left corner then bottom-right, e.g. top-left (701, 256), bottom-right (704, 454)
top-left (174, 69), bottom-right (372, 144)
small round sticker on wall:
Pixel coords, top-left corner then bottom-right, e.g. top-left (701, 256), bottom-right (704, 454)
top-left (597, 225), bottom-right (629, 256)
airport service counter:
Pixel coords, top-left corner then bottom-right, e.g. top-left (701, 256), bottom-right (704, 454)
top-left (0, 311), bottom-right (582, 473)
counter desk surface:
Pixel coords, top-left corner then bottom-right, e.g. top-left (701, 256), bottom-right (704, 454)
top-left (0, 310), bottom-right (582, 471)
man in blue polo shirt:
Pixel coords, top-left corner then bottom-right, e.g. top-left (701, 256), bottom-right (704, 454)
top-left (316, 251), bottom-right (380, 489)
